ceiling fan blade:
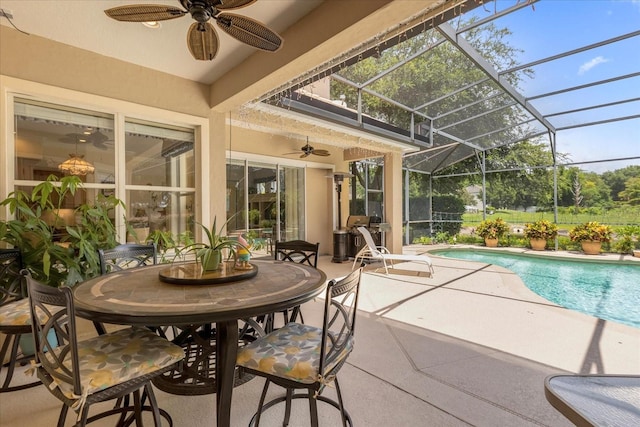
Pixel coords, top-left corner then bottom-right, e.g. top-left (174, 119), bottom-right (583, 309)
top-left (312, 150), bottom-right (331, 156)
top-left (104, 5), bottom-right (186, 22)
top-left (213, 0), bottom-right (258, 11)
top-left (215, 13), bottom-right (282, 52)
top-left (188, 22), bottom-right (220, 61)
top-left (59, 133), bottom-right (85, 144)
top-left (300, 153), bottom-right (310, 158)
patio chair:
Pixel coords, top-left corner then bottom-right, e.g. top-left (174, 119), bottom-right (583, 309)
top-left (24, 271), bottom-right (184, 427)
top-left (0, 249), bottom-right (41, 392)
top-left (352, 226), bottom-right (434, 276)
top-left (272, 240), bottom-right (320, 327)
top-left (98, 243), bottom-right (158, 275)
top-left (237, 267), bottom-right (363, 427)
top-left (96, 243), bottom-right (163, 336)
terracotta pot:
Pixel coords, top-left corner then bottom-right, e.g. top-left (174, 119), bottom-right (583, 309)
top-left (484, 238), bottom-right (498, 247)
top-left (581, 241), bottom-right (602, 255)
top-left (529, 238), bottom-right (547, 251)
top-left (634, 250), bottom-right (640, 258)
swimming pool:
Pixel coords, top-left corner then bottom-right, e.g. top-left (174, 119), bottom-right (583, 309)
top-left (432, 249), bottom-right (640, 329)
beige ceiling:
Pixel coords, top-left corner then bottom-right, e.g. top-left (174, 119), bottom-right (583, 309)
top-left (0, 0), bottom-right (322, 85)
top-left (0, 0), bottom-right (458, 154)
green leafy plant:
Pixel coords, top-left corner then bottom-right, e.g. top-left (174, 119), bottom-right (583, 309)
top-left (613, 225), bottom-right (640, 254)
top-left (524, 219), bottom-right (558, 240)
top-left (475, 217), bottom-right (509, 240)
top-left (0, 175), bottom-right (122, 286)
top-left (179, 216), bottom-right (247, 271)
top-left (569, 221), bottom-right (613, 243)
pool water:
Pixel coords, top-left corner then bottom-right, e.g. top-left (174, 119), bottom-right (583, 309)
top-left (433, 249), bottom-right (640, 329)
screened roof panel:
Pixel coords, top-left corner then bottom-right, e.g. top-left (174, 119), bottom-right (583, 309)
top-left (265, 0), bottom-right (639, 174)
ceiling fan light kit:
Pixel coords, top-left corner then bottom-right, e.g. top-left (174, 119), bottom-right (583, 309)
top-left (105, 0), bottom-right (283, 61)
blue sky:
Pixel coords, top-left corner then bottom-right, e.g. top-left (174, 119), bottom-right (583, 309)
top-left (463, 0), bottom-right (640, 173)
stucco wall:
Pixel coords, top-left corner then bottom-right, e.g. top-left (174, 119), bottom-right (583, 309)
top-left (0, 26), bottom-right (210, 117)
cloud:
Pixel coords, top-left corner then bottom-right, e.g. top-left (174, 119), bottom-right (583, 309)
top-left (578, 56), bottom-right (609, 75)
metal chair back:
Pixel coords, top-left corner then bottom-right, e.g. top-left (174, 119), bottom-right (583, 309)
top-left (0, 249), bottom-right (23, 305)
top-left (274, 240), bottom-right (319, 267)
top-left (24, 273), bottom-right (79, 394)
top-left (319, 267), bottom-right (362, 378)
top-left (24, 271), bottom-right (184, 426)
top-left (98, 243), bottom-right (157, 275)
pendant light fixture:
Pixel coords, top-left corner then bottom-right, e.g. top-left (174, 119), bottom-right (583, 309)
top-left (58, 135), bottom-right (95, 176)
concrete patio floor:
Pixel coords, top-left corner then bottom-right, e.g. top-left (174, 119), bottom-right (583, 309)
top-left (1, 248), bottom-right (638, 426)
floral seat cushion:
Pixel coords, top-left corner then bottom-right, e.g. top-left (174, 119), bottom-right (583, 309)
top-left (41, 326), bottom-right (184, 404)
top-left (0, 298), bottom-right (56, 327)
top-left (236, 322), bottom-right (352, 385)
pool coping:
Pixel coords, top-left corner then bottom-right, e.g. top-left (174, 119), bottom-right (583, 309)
top-left (422, 244), bottom-right (640, 265)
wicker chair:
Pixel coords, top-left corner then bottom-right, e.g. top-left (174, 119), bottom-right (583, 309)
top-left (271, 240), bottom-right (320, 328)
top-left (24, 271), bottom-right (184, 427)
top-left (0, 248), bottom-right (41, 392)
top-left (237, 267), bottom-right (363, 427)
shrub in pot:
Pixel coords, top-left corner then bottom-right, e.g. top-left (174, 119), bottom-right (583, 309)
top-left (475, 218), bottom-right (509, 247)
top-left (569, 221), bottom-right (613, 255)
top-left (524, 219), bottom-right (558, 250)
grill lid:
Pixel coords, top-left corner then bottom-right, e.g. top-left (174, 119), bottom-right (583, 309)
top-left (346, 215), bottom-right (370, 228)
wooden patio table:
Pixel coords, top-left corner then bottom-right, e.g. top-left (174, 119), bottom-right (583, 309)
top-left (73, 259), bottom-right (327, 427)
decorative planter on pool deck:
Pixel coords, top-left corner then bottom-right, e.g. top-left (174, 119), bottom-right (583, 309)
top-left (484, 238), bottom-right (498, 247)
top-left (581, 241), bottom-right (602, 255)
top-left (529, 238), bottom-right (547, 251)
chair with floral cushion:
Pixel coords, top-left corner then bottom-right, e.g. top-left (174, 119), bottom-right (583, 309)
top-left (237, 267), bottom-right (363, 427)
top-left (0, 248), bottom-right (41, 392)
top-left (96, 243), bottom-right (164, 336)
top-left (271, 240), bottom-right (320, 327)
top-left (24, 271), bottom-right (184, 427)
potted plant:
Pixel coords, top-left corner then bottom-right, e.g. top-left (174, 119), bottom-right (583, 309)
top-left (0, 174), bottom-right (122, 286)
top-left (181, 216), bottom-right (246, 272)
top-left (524, 219), bottom-right (558, 251)
top-left (569, 221), bottom-right (613, 255)
top-left (475, 218), bottom-right (509, 247)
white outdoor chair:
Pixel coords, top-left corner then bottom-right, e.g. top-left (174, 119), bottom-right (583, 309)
top-left (352, 226), bottom-right (435, 276)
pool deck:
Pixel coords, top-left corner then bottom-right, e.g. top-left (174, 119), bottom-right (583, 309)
top-left (1, 246), bottom-right (638, 426)
top-left (367, 244), bottom-right (639, 373)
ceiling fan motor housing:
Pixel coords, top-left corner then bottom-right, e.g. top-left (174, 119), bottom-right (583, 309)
top-left (182, 0), bottom-right (215, 24)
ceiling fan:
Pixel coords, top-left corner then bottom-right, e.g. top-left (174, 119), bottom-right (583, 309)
top-left (284, 138), bottom-right (330, 158)
top-left (60, 129), bottom-right (112, 150)
top-left (104, 0), bottom-right (283, 61)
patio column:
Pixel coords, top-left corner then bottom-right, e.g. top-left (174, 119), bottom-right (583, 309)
top-left (384, 151), bottom-right (403, 253)
top-left (208, 111), bottom-right (226, 232)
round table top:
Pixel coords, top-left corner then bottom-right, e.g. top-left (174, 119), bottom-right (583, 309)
top-left (73, 260), bottom-right (326, 326)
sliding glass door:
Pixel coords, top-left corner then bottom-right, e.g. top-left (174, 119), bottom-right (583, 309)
top-left (226, 160), bottom-right (305, 251)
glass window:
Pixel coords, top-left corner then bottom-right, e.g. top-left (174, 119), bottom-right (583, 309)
top-left (125, 119), bottom-right (195, 188)
top-left (124, 119), bottom-right (196, 243)
top-left (126, 190), bottom-right (195, 244)
top-left (350, 159), bottom-right (384, 218)
top-left (226, 159), bottom-right (306, 248)
top-left (12, 97), bottom-right (197, 244)
top-left (14, 98), bottom-right (114, 183)
top-left (248, 162), bottom-right (277, 241)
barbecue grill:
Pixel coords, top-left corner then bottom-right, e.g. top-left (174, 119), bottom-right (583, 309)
top-left (346, 215), bottom-right (383, 258)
